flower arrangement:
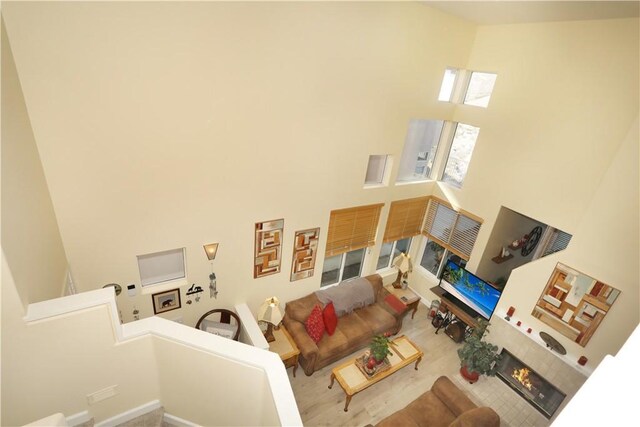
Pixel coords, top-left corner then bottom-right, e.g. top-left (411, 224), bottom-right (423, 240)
top-left (370, 333), bottom-right (392, 363)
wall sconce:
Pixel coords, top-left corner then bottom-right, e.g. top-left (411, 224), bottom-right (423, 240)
top-left (391, 252), bottom-right (413, 289)
top-left (257, 297), bottom-right (283, 343)
top-left (203, 243), bottom-right (219, 260)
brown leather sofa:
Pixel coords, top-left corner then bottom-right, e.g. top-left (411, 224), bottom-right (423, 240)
top-left (374, 376), bottom-right (500, 427)
top-left (282, 274), bottom-right (403, 376)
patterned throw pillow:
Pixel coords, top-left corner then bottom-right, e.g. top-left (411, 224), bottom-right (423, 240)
top-left (305, 304), bottom-right (325, 343)
top-left (323, 302), bottom-right (338, 336)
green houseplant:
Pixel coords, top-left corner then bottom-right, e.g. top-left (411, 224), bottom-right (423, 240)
top-left (368, 334), bottom-right (392, 368)
top-left (457, 318), bottom-right (501, 384)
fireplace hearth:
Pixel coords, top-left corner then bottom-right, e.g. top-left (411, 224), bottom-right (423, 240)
top-left (495, 348), bottom-right (566, 419)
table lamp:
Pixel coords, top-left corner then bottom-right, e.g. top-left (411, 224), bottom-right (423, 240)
top-left (257, 296), bottom-right (283, 343)
top-left (391, 252), bottom-right (412, 289)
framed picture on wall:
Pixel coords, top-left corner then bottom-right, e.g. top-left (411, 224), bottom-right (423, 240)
top-left (531, 263), bottom-right (621, 347)
top-left (152, 288), bottom-right (181, 315)
top-left (254, 219), bottom-right (284, 278)
top-left (290, 227), bottom-right (320, 282)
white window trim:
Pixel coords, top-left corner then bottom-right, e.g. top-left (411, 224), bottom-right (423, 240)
top-left (364, 155), bottom-right (393, 189)
top-left (416, 236), bottom-right (449, 282)
top-left (137, 247), bottom-right (187, 289)
top-left (376, 238), bottom-right (413, 272)
top-left (321, 249), bottom-right (366, 288)
top-left (430, 121), bottom-right (456, 181)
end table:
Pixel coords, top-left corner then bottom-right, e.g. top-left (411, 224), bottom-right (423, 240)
top-left (269, 325), bottom-right (300, 377)
top-left (385, 285), bottom-right (421, 319)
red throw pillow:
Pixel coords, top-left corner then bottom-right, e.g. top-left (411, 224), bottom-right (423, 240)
top-left (323, 302), bottom-right (338, 336)
top-left (305, 305), bottom-right (325, 343)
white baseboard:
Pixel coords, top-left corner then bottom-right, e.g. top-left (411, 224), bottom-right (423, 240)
top-left (163, 412), bottom-right (201, 427)
top-left (94, 400), bottom-right (161, 427)
top-left (66, 410), bottom-right (91, 426)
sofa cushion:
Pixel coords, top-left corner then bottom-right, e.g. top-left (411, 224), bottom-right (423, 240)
top-left (448, 407), bottom-right (500, 427)
top-left (431, 376), bottom-right (477, 416)
top-left (305, 305), bottom-right (325, 343)
top-left (316, 328), bottom-right (350, 363)
top-left (286, 292), bottom-right (321, 323)
top-left (337, 311), bottom-right (372, 345)
top-left (404, 391), bottom-right (457, 427)
top-left (375, 411), bottom-right (421, 427)
top-left (356, 304), bottom-right (397, 336)
top-left (323, 302), bottom-right (338, 335)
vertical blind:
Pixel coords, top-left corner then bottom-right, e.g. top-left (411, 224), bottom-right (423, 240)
top-left (422, 198), bottom-right (482, 260)
top-left (325, 203), bottom-right (384, 257)
top-left (383, 197), bottom-right (430, 243)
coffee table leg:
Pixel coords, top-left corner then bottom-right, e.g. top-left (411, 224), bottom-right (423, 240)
top-left (344, 395), bottom-right (352, 412)
top-left (415, 356), bottom-right (422, 370)
top-left (328, 372), bottom-right (335, 389)
top-left (411, 303), bottom-right (419, 319)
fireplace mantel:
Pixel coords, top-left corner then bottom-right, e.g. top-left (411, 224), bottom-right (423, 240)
top-left (493, 308), bottom-right (592, 376)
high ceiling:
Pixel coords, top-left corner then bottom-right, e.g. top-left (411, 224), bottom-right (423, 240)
top-left (426, 1), bottom-right (640, 25)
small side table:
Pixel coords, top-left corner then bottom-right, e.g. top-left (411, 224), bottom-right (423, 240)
top-left (269, 325), bottom-right (300, 377)
top-left (385, 285), bottom-right (421, 319)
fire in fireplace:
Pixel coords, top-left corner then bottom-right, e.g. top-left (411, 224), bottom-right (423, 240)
top-left (512, 367), bottom-right (533, 391)
top-left (495, 348), bottom-right (566, 419)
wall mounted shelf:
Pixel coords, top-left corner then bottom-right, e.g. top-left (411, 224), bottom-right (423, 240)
top-left (492, 254), bottom-right (514, 264)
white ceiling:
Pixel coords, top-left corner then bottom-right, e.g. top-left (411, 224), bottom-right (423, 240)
top-left (425, 1), bottom-right (640, 25)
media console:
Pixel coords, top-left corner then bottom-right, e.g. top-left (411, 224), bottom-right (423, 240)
top-left (430, 286), bottom-right (480, 337)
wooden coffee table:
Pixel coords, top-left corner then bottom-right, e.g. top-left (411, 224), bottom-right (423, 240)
top-left (328, 335), bottom-right (423, 412)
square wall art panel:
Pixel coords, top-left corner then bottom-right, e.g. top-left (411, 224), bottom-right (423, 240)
top-left (254, 219), bottom-right (284, 278)
top-left (532, 263), bottom-right (620, 347)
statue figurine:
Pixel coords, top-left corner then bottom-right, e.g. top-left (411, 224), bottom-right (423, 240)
top-left (209, 273), bottom-right (218, 299)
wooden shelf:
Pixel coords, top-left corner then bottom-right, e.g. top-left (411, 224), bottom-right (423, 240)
top-left (492, 254), bottom-right (514, 264)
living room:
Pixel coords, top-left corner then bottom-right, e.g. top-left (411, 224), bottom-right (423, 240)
top-left (2, 1), bottom-right (638, 426)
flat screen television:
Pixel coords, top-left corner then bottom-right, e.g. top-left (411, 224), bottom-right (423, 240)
top-left (439, 260), bottom-right (503, 320)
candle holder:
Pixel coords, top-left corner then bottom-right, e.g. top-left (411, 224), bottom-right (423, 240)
top-left (505, 306), bottom-right (515, 321)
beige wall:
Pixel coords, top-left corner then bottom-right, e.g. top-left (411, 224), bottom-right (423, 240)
top-left (2, 1), bottom-right (638, 378)
top-left (411, 18), bottom-right (639, 369)
top-left (154, 337), bottom-right (279, 426)
top-left (1, 2), bottom-right (476, 325)
top-left (1, 255), bottom-right (161, 426)
top-left (1, 20), bottom-right (68, 306)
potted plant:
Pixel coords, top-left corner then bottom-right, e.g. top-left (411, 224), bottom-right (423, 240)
top-left (457, 318), bottom-right (501, 384)
top-left (367, 334), bottom-right (392, 369)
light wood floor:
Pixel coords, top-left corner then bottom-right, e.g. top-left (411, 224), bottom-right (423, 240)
top-left (287, 307), bottom-right (477, 427)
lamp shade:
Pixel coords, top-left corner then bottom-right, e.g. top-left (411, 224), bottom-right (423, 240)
top-left (203, 243), bottom-right (218, 260)
top-left (257, 297), bottom-right (283, 326)
top-left (392, 252), bottom-right (413, 273)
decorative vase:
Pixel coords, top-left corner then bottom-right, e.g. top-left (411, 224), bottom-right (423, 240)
top-left (460, 365), bottom-right (479, 384)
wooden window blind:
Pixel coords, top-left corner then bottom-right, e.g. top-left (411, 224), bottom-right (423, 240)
top-left (422, 198), bottom-right (482, 260)
top-left (383, 197), bottom-right (429, 243)
top-left (325, 203), bottom-right (384, 257)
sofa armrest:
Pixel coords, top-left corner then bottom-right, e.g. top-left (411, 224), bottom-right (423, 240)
top-left (448, 407), bottom-right (500, 427)
top-left (282, 316), bottom-right (319, 374)
top-left (431, 376), bottom-right (477, 416)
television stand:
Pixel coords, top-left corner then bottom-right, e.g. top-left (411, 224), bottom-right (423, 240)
top-left (430, 286), bottom-right (480, 338)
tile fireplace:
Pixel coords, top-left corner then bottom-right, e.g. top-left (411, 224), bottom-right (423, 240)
top-left (495, 348), bottom-right (566, 419)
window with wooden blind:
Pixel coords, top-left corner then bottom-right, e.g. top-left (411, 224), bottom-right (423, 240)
top-left (422, 198), bottom-right (482, 260)
top-left (382, 197), bottom-right (429, 243)
top-left (541, 229), bottom-right (572, 257)
top-left (325, 203), bottom-right (384, 257)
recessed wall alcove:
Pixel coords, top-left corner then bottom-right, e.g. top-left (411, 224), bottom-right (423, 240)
top-left (475, 207), bottom-right (572, 288)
